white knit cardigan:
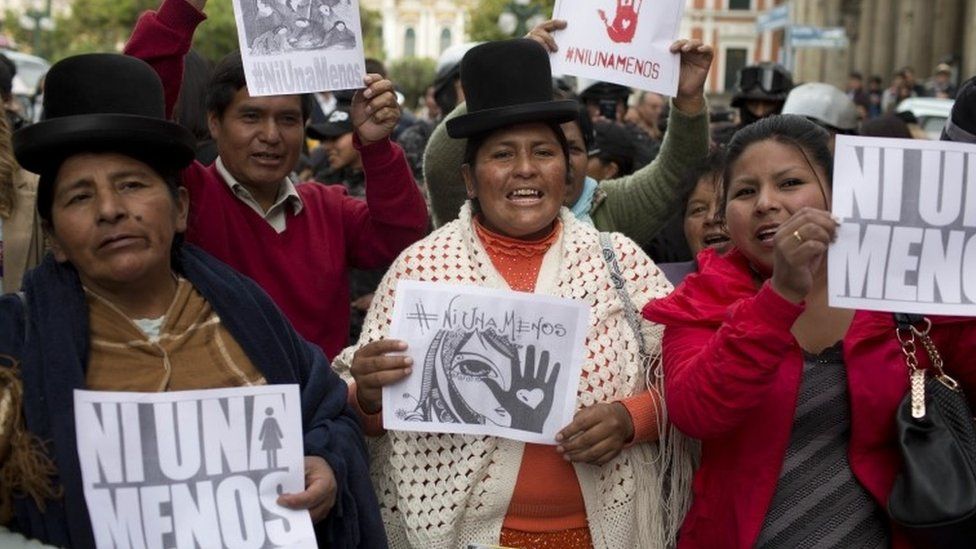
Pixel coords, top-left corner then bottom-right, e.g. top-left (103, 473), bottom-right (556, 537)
top-left (334, 204), bottom-right (695, 549)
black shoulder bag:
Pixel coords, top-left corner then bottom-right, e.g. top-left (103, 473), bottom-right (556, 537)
top-left (887, 313), bottom-right (976, 547)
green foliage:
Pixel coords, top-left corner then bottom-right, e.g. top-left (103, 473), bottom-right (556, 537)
top-left (0, 0), bottom-right (161, 60)
top-left (192, 1), bottom-right (239, 62)
top-left (2, 9), bottom-right (37, 53)
top-left (41, 0), bottom-right (157, 60)
top-left (467, 0), bottom-right (555, 43)
top-left (360, 6), bottom-right (383, 61)
top-left (465, 0), bottom-right (508, 43)
top-left (388, 56), bottom-right (436, 112)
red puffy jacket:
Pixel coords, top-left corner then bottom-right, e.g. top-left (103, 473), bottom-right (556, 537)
top-left (643, 248), bottom-right (976, 548)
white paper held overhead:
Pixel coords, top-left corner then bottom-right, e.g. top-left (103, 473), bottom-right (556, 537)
top-left (549, 0), bottom-right (686, 96)
top-left (231, 0), bottom-right (366, 96)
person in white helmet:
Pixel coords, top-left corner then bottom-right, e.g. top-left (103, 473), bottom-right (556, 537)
top-left (781, 82), bottom-right (860, 145)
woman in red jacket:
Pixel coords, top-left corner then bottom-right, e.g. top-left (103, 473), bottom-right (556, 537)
top-left (643, 115), bottom-right (976, 548)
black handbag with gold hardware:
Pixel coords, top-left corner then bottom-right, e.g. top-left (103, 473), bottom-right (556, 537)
top-left (887, 313), bottom-right (976, 547)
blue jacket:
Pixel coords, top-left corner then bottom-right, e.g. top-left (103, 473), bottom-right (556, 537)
top-left (0, 245), bottom-right (387, 548)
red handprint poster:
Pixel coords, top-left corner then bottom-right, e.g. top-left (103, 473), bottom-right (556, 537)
top-left (550, 0), bottom-right (685, 96)
top-left (599, 0), bottom-right (643, 44)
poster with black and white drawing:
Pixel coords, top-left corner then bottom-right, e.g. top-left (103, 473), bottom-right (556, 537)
top-left (74, 385), bottom-right (316, 549)
top-left (231, 0), bottom-right (366, 96)
top-left (829, 135), bottom-right (976, 316)
top-left (384, 281), bottom-right (590, 445)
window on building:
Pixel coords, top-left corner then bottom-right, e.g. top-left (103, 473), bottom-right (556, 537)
top-left (405, 28), bottom-right (416, 57)
top-left (724, 48), bottom-right (748, 92)
top-left (729, 0), bottom-right (751, 9)
top-left (440, 28), bottom-right (452, 53)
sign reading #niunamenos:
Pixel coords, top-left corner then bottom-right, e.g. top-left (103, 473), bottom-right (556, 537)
top-left (549, 0), bottom-right (686, 96)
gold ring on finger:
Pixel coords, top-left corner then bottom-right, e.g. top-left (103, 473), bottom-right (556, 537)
top-left (793, 230), bottom-right (803, 243)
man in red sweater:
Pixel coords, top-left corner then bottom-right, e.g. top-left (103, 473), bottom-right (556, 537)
top-left (124, 0), bottom-right (428, 359)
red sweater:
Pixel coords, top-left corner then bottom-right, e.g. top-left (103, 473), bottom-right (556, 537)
top-left (642, 248), bottom-right (976, 549)
top-left (125, 0), bottom-right (428, 358)
top-left (180, 141), bottom-right (425, 358)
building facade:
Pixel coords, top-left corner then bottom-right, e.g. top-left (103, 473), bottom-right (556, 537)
top-left (681, 0), bottom-right (786, 95)
top-left (361, 0), bottom-right (476, 61)
top-left (849, 0), bottom-right (976, 86)
top-left (364, 0), bottom-right (976, 92)
top-left (684, 0), bottom-right (976, 95)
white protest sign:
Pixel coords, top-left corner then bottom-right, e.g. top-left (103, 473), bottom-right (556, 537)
top-left (549, 0), bottom-right (685, 96)
top-left (231, 0), bottom-right (366, 96)
top-left (74, 385), bottom-right (316, 549)
top-left (829, 135), bottom-right (976, 316)
top-left (384, 281), bottom-right (590, 444)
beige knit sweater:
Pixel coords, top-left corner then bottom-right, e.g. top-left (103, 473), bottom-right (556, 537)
top-left (334, 204), bottom-right (695, 549)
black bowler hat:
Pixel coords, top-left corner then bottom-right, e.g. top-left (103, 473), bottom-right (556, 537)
top-left (446, 39), bottom-right (577, 139)
top-left (13, 53), bottom-right (196, 175)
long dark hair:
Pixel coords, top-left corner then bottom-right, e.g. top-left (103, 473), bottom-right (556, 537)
top-left (175, 49), bottom-right (213, 144)
top-left (720, 114), bottom-right (832, 218)
top-left (679, 147), bottom-right (726, 212)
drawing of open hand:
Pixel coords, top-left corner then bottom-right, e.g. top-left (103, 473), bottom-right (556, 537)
top-left (483, 345), bottom-right (560, 433)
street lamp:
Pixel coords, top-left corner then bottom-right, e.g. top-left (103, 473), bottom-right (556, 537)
top-left (18, 0), bottom-right (55, 57)
top-left (497, 0), bottom-right (546, 38)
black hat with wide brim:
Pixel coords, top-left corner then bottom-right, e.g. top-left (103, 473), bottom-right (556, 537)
top-left (13, 53), bottom-right (195, 176)
top-left (446, 39), bottom-right (577, 139)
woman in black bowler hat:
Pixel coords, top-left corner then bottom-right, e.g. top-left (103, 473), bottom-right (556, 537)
top-left (0, 53), bottom-right (384, 548)
top-left (335, 38), bottom-right (695, 548)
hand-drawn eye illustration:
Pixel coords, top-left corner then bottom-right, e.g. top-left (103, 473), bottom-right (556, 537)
top-left (399, 328), bottom-right (561, 433)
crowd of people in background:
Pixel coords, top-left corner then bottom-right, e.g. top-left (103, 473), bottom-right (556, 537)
top-left (2, 0), bottom-right (976, 548)
top-left (856, 64), bottom-right (961, 114)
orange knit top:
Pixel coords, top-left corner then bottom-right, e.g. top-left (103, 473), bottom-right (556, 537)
top-left (474, 218), bottom-right (589, 536)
